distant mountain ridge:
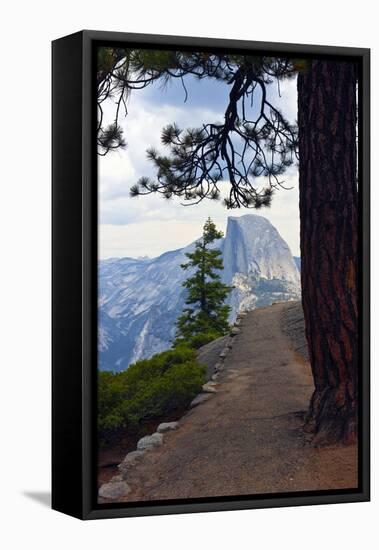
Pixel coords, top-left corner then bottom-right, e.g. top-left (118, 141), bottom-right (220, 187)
top-left (99, 215), bottom-right (301, 371)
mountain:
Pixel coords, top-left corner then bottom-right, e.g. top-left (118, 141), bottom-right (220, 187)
top-left (293, 256), bottom-right (301, 272)
top-left (98, 215), bottom-right (301, 371)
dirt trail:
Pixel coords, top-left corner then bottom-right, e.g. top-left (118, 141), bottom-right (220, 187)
top-left (116, 302), bottom-right (358, 502)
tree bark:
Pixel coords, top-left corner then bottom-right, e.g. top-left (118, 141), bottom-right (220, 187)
top-left (297, 60), bottom-right (358, 445)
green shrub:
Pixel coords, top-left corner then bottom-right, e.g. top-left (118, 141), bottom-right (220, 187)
top-left (98, 348), bottom-right (206, 438)
top-left (189, 331), bottom-right (221, 349)
top-left (174, 330), bottom-right (223, 350)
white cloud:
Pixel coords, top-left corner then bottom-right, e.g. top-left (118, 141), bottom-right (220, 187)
top-left (99, 94), bottom-right (222, 205)
top-left (267, 75), bottom-right (298, 123)
top-left (99, 171), bottom-right (300, 259)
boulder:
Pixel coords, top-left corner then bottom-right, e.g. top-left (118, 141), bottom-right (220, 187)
top-left (98, 481), bottom-right (131, 500)
top-left (117, 450), bottom-right (145, 475)
top-left (230, 327), bottom-right (241, 336)
top-left (190, 393), bottom-right (212, 407)
top-left (111, 474), bottom-right (123, 482)
top-left (157, 421), bottom-right (179, 433)
top-left (202, 382), bottom-right (217, 393)
top-left (137, 432), bottom-right (163, 451)
top-left (120, 450), bottom-right (145, 466)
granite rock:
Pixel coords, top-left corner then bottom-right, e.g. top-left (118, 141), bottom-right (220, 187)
top-left (99, 481), bottom-right (131, 500)
top-left (137, 433), bottom-right (163, 451)
top-left (157, 422), bottom-right (179, 433)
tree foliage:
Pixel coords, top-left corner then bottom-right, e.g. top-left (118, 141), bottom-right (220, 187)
top-left (130, 55), bottom-right (300, 208)
top-left (97, 47), bottom-right (130, 155)
top-left (98, 48), bottom-right (301, 207)
top-left (98, 347), bottom-right (206, 439)
top-left (175, 218), bottom-right (232, 346)
top-left (97, 48), bottom-right (178, 154)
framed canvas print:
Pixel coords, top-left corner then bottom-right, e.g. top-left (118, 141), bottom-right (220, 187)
top-left (52, 30), bottom-right (370, 520)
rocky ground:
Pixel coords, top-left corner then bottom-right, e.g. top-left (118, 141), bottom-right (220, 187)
top-left (197, 334), bottom-right (228, 379)
top-left (98, 301), bottom-right (358, 503)
top-left (281, 300), bottom-right (309, 361)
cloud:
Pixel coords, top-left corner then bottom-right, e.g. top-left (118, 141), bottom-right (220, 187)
top-left (99, 93), bottom-right (223, 204)
top-left (99, 171), bottom-right (300, 259)
top-left (267, 75), bottom-right (298, 123)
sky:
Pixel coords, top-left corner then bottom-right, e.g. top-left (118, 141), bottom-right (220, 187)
top-left (98, 56), bottom-right (300, 259)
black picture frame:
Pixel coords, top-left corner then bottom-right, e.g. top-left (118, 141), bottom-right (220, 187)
top-left (52, 30), bottom-right (370, 520)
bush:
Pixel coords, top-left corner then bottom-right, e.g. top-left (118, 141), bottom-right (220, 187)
top-left (175, 330), bottom-right (221, 350)
top-left (98, 347), bottom-right (206, 438)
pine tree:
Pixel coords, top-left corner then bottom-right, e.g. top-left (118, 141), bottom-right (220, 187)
top-left (175, 218), bottom-right (232, 347)
top-left (298, 60), bottom-right (358, 444)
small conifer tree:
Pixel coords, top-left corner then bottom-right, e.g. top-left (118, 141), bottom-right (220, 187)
top-left (175, 218), bottom-right (232, 347)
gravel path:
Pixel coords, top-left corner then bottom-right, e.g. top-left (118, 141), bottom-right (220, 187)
top-left (112, 302), bottom-right (358, 503)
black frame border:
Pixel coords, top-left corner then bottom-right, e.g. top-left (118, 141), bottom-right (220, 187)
top-left (52, 30), bottom-right (370, 520)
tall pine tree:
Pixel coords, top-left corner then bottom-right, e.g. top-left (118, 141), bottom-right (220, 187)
top-left (175, 218), bottom-right (232, 347)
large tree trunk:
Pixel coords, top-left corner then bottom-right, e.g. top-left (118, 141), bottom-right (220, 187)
top-left (297, 60), bottom-right (358, 446)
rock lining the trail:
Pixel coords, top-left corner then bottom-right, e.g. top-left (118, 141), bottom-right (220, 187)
top-left (157, 422), bottom-right (179, 433)
top-left (119, 450), bottom-right (145, 466)
top-left (190, 393), bottom-right (212, 407)
top-left (99, 480), bottom-right (131, 500)
top-left (202, 382), bottom-right (218, 393)
top-left (137, 433), bottom-right (163, 451)
top-left (118, 450), bottom-right (146, 478)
